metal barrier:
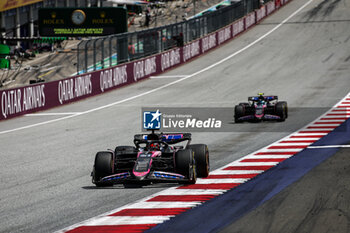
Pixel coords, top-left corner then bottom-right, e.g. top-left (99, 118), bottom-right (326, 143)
top-left (77, 0), bottom-right (261, 75)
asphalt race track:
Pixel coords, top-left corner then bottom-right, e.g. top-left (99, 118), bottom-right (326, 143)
top-left (0, 0), bottom-right (349, 232)
top-left (219, 146), bottom-right (350, 233)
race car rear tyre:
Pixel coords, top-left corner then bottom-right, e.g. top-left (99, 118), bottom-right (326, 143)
top-left (93, 151), bottom-right (114, 187)
top-left (279, 101), bottom-right (288, 118)
top-left (187, 144), bottom-right (209, 178)
top-left (276, 102), bottom-right (287, 122)
top-left (234, 105), bottom-right (244, 123)
top-left (239, 102), bottom-right (250, 108)
top-left (176, 149), bottom-right (196, 184)
top-left (239, 102), bottom-right (252, 114)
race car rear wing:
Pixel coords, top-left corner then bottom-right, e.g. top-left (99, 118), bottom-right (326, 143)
top-left (248, 96), bottom-right (278, 101)
top-left (134, 133), bottom-right (192, 144)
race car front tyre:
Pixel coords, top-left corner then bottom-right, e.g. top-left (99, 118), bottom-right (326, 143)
top-left (176, 149), bottom-right (197, 184)
top-left (92, 151), bottom-right (114, 187)
top-left (187, 144), bottom-right (209, 178)
top-left (234, 105), bottom-right (244, 123)
top-left (276, 102), bottom-right (287, 121)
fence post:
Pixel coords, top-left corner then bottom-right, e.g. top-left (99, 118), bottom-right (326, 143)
top-left (101, 38), bottom-right (105, 69)
top-left (76, 41), bottom-right (80, 75)
top-left (93, 39), bottom-right (97, 71)
top-left (109, 36), bottom-right (112, 68)
top-left (85, 40), bottom-right (89, 74)
top-left (117, 36), bottom-right (128, 64)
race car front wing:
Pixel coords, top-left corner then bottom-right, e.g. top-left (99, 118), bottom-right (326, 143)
top-left (97, 171), bottom-right (186, 184)
top-left (238, 114), bottom-right (281, 121)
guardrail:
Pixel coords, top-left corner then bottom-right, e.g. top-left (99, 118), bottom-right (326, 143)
top-left (0, 0), bottom-right (292, 121)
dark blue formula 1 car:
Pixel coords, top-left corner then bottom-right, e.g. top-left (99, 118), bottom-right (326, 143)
top-left (234, 93), bottom-right (288, 123)
top-left (91, 130), bottom-right (209, 187)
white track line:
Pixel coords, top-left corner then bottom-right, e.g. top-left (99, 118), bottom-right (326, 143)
top-left (0, 0), bottom-right (314, 136)
top-left (150, 75), bottom-right (189, 79)
top-left (121, 202), bottom-right (200, 209)
top-left (196, 178), bottom-right (248, 184)
top-left (158, 189), bottom-right (225, 195)
top-left (246, 154), bottom-right (293, 159)
top-left (25, 112), bottom-right (80, 116)
top-left (209, 170), bottom-right (265, 175)
top-left (84, 216), bottom-right (171, 225)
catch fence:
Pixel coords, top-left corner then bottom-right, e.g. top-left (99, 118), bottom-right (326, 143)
top-left (77, 0), bottom-right (262, 74)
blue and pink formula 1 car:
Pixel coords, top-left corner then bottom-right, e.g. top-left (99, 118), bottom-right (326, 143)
top-left (91, 130), bottom-right (209, 187)
top-left (234, 93), bottom-right (288, 123)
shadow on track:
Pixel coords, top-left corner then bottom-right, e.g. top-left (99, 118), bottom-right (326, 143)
top-left (82, 183), bottom-right (178, 190)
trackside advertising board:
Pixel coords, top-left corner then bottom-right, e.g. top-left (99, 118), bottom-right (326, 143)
top-left (38, 7), bottom-right (127, 37)
top-left (0, 0), bottom-right (288, 121)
